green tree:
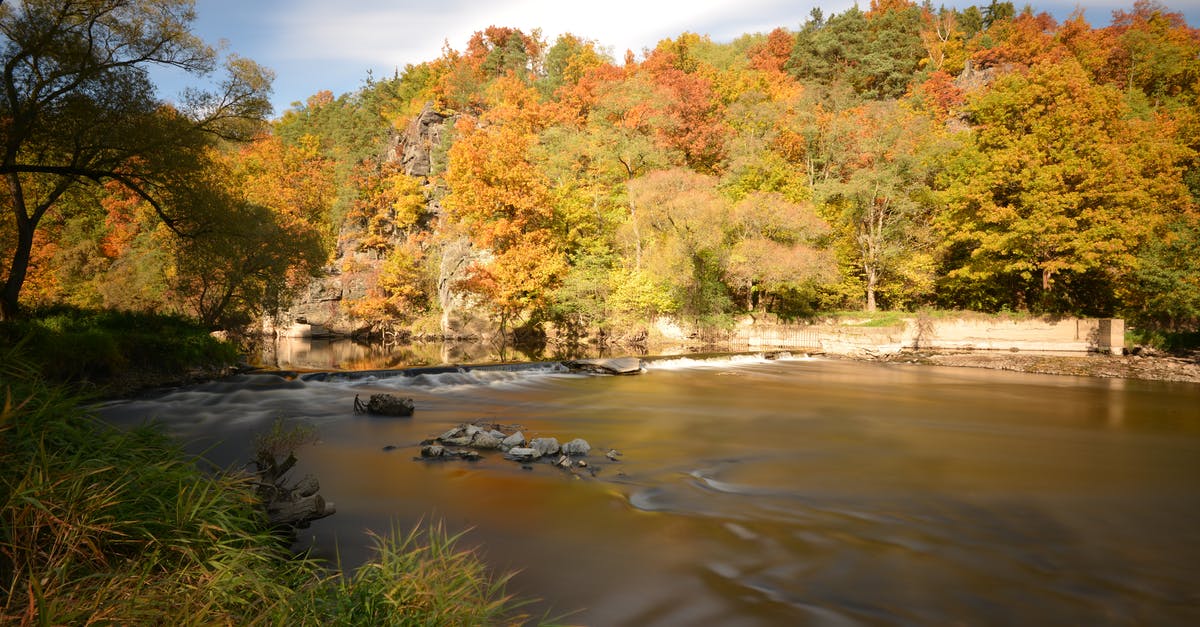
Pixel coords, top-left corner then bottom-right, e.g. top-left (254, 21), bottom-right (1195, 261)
top-left (0, 0), bottom-right (271, 319)
top-left (816, 101), bottom-right (939, 311)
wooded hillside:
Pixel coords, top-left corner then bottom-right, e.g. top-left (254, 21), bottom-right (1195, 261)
top-left (5, 0), bottom-right (1198, 341)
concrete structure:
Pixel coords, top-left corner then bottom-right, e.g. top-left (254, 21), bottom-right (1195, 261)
top-left (732, 316), bottom-right (1125, 355)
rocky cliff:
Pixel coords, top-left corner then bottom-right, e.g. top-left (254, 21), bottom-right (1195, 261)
top-left (273, 103), bottom-right (491, 339)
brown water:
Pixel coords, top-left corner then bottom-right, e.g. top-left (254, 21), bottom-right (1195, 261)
top-left (100, 354), bottom-right (1200, 625)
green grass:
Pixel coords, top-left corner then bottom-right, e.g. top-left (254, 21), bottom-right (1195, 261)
top-left (0, 346), bottom-right (537, 625)
top-left (0, 305), bottom-right (239, 390)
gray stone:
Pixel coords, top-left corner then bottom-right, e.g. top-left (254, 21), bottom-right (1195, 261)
top-left (421, 445), bottom-right (445, 458)
top-left (471, 433), bottom-right (501, 450)
top-left (442, 436), bottom-right (472, 447)
top-left (488, 429), bottom-right (507, 440)
top-left (465, 425), bottom-right (482, 437)
top-left (562, 438), bottom-right (591, 456)
top-left (505, 447), bottom-right (537, 462)
top-left (529, 437), bottom-right (560, 458)
top-left (500, 431), bottom-right (525, 451)
top-left (439, 427), bottom-right (464, 441)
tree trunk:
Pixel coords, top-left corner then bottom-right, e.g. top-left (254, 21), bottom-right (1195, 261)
top-left (0, 215), bottom-right (35, 321)
top-left (865, 265), bottom-right (878, 312)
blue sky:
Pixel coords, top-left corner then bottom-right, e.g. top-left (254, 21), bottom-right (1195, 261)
top-left (153, 0), bottom-right (1200, 118)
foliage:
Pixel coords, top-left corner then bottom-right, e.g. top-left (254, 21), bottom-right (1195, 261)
top-left (9, 3), bottom-right (1200, 338)
top-left (0, 0), bottom-right (272, 320)
top-left (936, 55), bottom-right (1193, 314)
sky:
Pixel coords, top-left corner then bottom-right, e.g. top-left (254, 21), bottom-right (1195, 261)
top-left (153, 0), bottom-right (1200, 118)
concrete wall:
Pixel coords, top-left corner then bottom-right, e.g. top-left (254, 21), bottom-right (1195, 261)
top-left (731, 316), bottom-right (1124, 355)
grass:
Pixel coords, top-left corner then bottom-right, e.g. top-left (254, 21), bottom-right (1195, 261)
top-left (0, 344), bottom-right (537, 625)
top-left (0, 305), bottom-right (239, 386)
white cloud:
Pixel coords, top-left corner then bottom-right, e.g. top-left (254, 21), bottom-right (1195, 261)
top-left (274, 0), bottom-right (845, 68)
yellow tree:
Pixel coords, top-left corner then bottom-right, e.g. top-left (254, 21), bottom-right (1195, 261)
top-left (443, 78), bottom-right (566, 333)
top-left (937, 56), bottom-right (1192, 313)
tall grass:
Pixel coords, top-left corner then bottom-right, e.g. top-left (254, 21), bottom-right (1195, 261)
top-left (0, 345), bottom-right (537, 625)
top-left (0, 305), bottom-right (238, 385)
top-left (292, 523), bottom-right (532, 626)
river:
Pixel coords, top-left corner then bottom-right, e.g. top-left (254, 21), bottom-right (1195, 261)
top-left (98, 350), bottom-right (1200, 625)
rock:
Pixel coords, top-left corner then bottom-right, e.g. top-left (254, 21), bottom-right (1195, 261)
top-left (562, 438), bottom-right (591, 456)
top-left (556, 455), bottom-right (571, 469)
top-left (577, 459), bottom-right (588, 468)
top-left (421, 445), bottom-right (445, 458)
top-left (442, 436), bottom-right (472, 447)
top-left (530, 437), bottom-right (560, 458)
top-left (471, 432), bottom-right (501, 450)
top-left (488, 429), bottom-right (507, 440)
top-left (505, 447), bottom-right (537, 462)
top-left (500, 431), bottom-right (525, 451)
top-left (438, 427), bottom-right (464, 440)
top-left (382, 444), bottom-right (398, 452)
top-left (563, 357), bottom-right (644, 375)
top-left (354, 393), bottom-right (414, 417)
top-left (605, 449), bottom-right (622, 461)
top-left (465, 425), bottom-right (482, 437)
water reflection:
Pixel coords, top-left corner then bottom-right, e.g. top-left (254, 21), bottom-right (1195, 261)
top-left (99, 356), bottom-right (1200, 625)
top-left (256, 336), bottom-right (627, 371)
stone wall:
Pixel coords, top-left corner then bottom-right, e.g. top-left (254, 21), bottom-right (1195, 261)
top-left (728, 316), bottom-right (1125, 355)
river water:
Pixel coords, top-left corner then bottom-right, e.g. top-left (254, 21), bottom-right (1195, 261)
top-left (98, 351), bottom-right (1200, 625)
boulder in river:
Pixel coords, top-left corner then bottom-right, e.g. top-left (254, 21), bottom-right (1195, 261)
top-left (530, 437), bottom-right (560, 458)
top-left (562, 438), bottom-right (591, 456)
top-left (563, 357), bottom-right (644, 375)
top-left (354, 394), bottom-right (415, 417)
top-left (505, 447), bottom-right (537, 462)
top-left (500, 431), bottom-right (525, 451)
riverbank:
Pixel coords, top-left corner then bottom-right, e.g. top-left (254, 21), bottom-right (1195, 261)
top-left (869, 349), bottom-right (1200, 384)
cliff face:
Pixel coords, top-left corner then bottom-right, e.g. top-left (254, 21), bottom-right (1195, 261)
top-left (272, 104), bottom-right (496, 339)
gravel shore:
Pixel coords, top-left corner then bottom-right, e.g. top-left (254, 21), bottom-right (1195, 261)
top-left (874, 349), bottom-right (1200, 384)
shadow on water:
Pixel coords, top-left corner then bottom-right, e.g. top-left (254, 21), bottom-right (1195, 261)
top-left (256, 336), bottom-right (622, 371)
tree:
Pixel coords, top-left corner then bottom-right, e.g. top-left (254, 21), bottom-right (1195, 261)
top-left (818, 102), bottom-right (939, 311)
top-left (936, 56), bottom-right (1191, 314)
top-left (168, 148), bottom-right (325, 327)
top-left (0, 0), bottom-right (272, 319)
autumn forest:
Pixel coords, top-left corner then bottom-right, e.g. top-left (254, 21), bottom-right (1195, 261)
top-left (4, 0), bottom-right (1200, 343)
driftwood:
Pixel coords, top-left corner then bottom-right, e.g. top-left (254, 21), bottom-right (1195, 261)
top-left (354, 393), bottom-right (415, 416)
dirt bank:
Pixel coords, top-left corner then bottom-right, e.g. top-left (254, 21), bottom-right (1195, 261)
top-left (872, 350), bottom-right (1200, 384)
